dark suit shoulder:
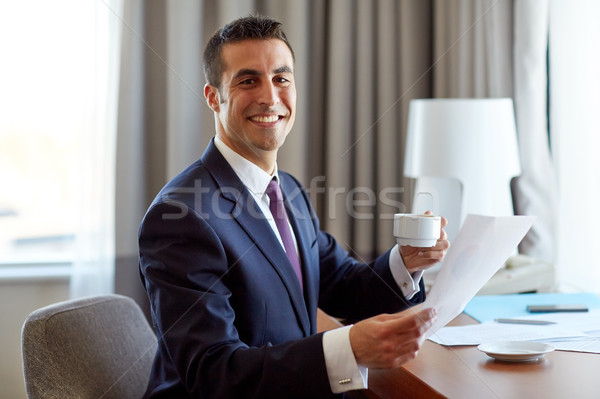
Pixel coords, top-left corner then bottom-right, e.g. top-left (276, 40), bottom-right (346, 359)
top-left (156, 158), bottom-right (210, 196)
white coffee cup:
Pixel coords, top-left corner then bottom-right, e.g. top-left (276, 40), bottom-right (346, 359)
top-left (393, 213), bottom-right (441, 247)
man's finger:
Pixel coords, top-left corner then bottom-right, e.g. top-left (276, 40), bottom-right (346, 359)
top-left (386, 308), bottom-right (437, 331)
top-left (440, 216), bottom-right (448, 227)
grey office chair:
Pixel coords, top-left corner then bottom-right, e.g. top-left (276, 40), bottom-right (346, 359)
top-left (22, 294), bottom-right (157, 399)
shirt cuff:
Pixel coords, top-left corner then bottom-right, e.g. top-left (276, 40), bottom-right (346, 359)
top-left (322, 326), bottom-right (368, 394)
top-left (389, 244), bottom-right (423, 300)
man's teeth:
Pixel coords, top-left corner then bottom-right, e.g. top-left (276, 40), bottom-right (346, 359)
top-left (251, 115), bottom-right (279, 123)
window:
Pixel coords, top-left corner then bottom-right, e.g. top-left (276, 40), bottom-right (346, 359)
top-left (0, 2), bottom-right (96, 266)
top-left (550, 0), bottom-right (600, 292)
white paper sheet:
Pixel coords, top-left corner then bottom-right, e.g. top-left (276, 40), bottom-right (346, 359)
top-left (427, 286), bottom-right (600, 353)
top-left (423, 214), bottom-right (535, 336)
top-left (540, 337), bottom-right (600, 353)
top-left (428, 322), bottom-right (587, 346)
top-left (520, 308), bottom-right (600, 332)
top-left (428, 311), bottom-right (600, 354)
top-left (523, 309), bottom-right (600, 353)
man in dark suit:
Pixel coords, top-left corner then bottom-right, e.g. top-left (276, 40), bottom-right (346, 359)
top-left (139, 15), bottom-right (449, 398)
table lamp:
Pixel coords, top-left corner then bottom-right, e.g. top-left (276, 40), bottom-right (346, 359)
top-left (404, 98), bottom-right (521, 245)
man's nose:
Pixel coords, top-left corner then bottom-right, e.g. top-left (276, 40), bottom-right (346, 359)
top-left (257, 81), bottom-right (279, 106)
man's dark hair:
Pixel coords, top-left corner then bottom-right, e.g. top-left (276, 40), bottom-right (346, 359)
top-left (203, 15), bottom-right (295, 89)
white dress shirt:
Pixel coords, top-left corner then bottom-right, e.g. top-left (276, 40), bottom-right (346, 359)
top-left (214, 136), bottom-right (422, 393)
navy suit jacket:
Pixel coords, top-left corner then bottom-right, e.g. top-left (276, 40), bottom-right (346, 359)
top-left (138, 139), bottom-right (425, 398)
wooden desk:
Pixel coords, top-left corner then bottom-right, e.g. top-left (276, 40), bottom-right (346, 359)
top-left (364, 313), bottom-right (600, 399)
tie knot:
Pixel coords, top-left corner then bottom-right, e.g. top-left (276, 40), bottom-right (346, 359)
top-left (266, 178), bottom-right (283, 202)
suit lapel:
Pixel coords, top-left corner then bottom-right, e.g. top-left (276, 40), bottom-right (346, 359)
top-left (201, 141), bottom-right (311, 336)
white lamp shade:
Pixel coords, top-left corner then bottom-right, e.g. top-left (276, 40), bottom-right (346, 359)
top-left (405, 98), bottom-right (521, 225)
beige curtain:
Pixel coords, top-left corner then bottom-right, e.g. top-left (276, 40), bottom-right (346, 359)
top-left (70, 0), bottom-right (123, 298)
top-left (314, 0), bottom-right (434, 257)
top-left (513, 0), bottom-right (556, 264)
top-left (433, 0), bottom-right (514, 98)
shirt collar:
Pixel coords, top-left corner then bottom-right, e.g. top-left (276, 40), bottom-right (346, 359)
top-left (213, 135), bottom-right (280, 196)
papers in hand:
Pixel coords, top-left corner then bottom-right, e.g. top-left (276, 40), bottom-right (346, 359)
top-left (422, 214), bottom-right (535, 336)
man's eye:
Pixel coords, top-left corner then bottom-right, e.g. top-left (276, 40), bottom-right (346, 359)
top-left (240, 79), bottom-right (256, 85)
top-left (274, 77), bottom-right (290, 84)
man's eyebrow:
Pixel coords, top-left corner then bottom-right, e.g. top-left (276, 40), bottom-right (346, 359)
top-left (232, 68), bottom-right (261, 81)
top-left (274, 66), bottom-right (293, 74)
top-left (232, 66), bottom-right (293, 81)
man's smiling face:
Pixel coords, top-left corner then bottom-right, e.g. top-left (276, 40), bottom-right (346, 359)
top-left (206, 38), bottom-right (296, 173)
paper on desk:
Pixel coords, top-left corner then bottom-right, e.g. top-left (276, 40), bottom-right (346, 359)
top-left (429, 305), bottom-right (600, 354)
top-left (526, 309), bottom-right (600, 354)
top-left (540, 336), bottom-right (600, 354)
top-left (429, 322), bottom-right (586, 346)
top-left (423, 214), bottom-right (535, 337)
top-left (522, 308), bottom-right (600, 332)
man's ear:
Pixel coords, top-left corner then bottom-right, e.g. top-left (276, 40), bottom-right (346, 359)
top-left (204, 84), bottom-right (221, 112)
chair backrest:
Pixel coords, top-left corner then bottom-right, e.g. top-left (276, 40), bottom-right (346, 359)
top-left (22, 294), bottom-right (157, 399)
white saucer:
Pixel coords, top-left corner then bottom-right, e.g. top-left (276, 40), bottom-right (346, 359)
top-left (477, 341), bottom-right (554, 362)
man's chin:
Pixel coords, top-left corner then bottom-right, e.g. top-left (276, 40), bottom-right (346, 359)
top-left (252, 131), bottom-right (289, 150)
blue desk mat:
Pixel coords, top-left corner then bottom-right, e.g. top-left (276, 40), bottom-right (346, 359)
top-left (464, 292), bottom-right (600, 322)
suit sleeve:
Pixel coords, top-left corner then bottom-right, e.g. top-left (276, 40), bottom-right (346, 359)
top-left (139, 202), bottom-right (334, 399)
top-left (316, 229), bottom-right (425, 322)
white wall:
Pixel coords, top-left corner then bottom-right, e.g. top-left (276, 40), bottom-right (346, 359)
top-left (0, 277), bottom-right (69, 399)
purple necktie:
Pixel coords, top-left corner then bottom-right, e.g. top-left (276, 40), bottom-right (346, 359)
top-left (266, 178), bottom-right (303, 290)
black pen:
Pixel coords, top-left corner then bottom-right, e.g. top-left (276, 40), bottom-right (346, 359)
top-left (494, 318), bottom-right (557, 325)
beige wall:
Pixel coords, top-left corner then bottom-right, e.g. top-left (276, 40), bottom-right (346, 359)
top-left (0, 276), bottom-right (69, 399)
